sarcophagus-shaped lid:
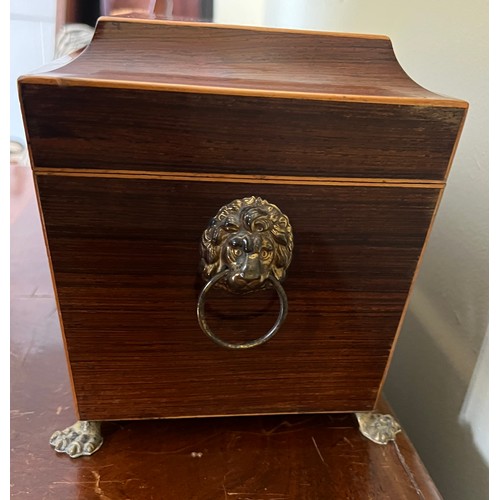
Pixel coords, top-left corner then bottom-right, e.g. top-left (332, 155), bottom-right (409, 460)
top-left (23, 16), bottom-right (468, 105)
top-left (19, 17), bottom-right (467, 181)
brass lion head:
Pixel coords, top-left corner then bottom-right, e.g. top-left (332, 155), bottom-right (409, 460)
top-left (200, 196), bottom-right (293, 294)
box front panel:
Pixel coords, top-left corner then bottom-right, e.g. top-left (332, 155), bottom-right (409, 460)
top-left (36, 173), bottom-right (439, 420)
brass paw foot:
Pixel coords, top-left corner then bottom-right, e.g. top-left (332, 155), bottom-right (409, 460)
top-left (355, 412), bottom-right (401, 445)
top-left (50, 420), bottom-right (103, 458)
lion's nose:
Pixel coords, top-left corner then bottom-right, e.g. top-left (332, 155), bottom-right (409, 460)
top-left (239, 253), bottom-right (261, 281)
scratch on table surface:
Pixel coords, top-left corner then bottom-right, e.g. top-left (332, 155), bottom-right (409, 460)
top-left (225, 493), bottom-right (286, 498)
top-left (91, 471), bottom-right (113, 500)
top-left (262, 417), bottom-right (315, 436)
top-left (222, 471), bottom-right (229, 500)
top-left (392, 441), bottom-right (425, 499)
top-left (19, 334), bottom-right (36, 367)
top-left (51, 481), bottom-right (98, 485)
top-left (77, 463), bottom-right (116, 470)
top-left (10, 410), bottom-right (35, 418)
top-left (54, 405), bottom-right (71, 415)
top-left (221, 473), bottom-right (287, 498)
top-left (311, 436), bottom-right (327, 466)
top-left (343, 436), bottom-right (354, 448)
top-left (51, 478), bottom-right (135, 486)
top-left (129, 433), bottom-right (216, 455)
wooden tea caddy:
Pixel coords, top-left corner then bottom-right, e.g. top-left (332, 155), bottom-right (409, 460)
top-left (19, 16), bottom-right (467, 458)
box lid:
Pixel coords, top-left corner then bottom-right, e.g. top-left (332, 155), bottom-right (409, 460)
top-left (23, 16), bottom-right (467, 107)
top-left (19, 17), bottom-right (468, 182)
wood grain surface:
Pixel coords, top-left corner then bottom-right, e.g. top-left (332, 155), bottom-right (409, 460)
top-left (23, 17), bottom-right (465, 104)
top-left (35, 174), bottom-right (440, 421)
top-left (21, 84), bottom-right (464, 181)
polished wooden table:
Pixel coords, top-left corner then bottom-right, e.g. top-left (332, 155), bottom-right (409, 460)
top-left (11, 163), bottom-right (441, 499)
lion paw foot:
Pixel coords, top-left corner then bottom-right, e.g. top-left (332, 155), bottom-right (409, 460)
top-left (355, 412), bottom-right (401, 445)
top-left (50, 420), bottom-right (103, 458)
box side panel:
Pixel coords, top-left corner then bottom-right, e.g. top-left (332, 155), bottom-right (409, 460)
top-left (35, 174), bottom-right (439, 420)
top-left (22, 84), bottom-right (464, 181)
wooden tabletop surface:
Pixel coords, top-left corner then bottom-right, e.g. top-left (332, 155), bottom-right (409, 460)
top-left (11, 161), bottom-right (441, 499)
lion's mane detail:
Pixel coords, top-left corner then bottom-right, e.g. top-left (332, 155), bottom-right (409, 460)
top-left (200, 196), bottom-right (293, 292)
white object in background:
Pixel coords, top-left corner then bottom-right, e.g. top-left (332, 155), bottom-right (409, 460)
top-left (459, 329), bottom-right (489, 464)
top-left (54, 24), bottom-right (94, 59)
top-left (10, 0), bottom-right (57, 145)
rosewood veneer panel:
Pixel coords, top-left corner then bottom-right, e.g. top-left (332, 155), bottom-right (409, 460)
top-left (36, 175), bottom-right (439, 420)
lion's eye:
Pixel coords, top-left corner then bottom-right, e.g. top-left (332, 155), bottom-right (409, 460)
top-left (254, 221), bottom-right (267, 232)
top-left (224, 220), bottom-right (239, 232)
top-left (260, 248), bottom-right (272, 259)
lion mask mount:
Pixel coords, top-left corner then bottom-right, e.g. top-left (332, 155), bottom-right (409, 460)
top-left (200, 196), bottom-right (294, 294)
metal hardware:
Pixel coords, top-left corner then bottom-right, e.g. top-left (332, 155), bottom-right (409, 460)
top-left (198, 196), bottom-right (293, 349)
top-left (49, 420), bottom-right (103, 458)
top-left (197, 269), bottom-right (288, 349)
top-left (355, 412), bottom-right (401, 445)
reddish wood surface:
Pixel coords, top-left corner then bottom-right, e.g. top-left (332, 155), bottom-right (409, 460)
top-left (34, 173), bottom-right (440, 420)
top-left (21, 84), bottom-right (464, 181)
top-left (12, 165), bottom-right (441, 499)
top-left (26, 18), bottom-right (464, 102)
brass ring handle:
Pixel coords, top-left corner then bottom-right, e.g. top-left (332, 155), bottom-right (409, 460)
top-left (196, 270), bottom-right (288, 350)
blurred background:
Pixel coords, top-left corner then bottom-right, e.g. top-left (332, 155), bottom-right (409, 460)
top-left (10, 1), bottom-right (488, 498)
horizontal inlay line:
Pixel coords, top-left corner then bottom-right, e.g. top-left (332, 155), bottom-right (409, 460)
top-left (34, 168), bottom-right (445, 188)
top-left (20, 75), bottom-right (468, 108)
